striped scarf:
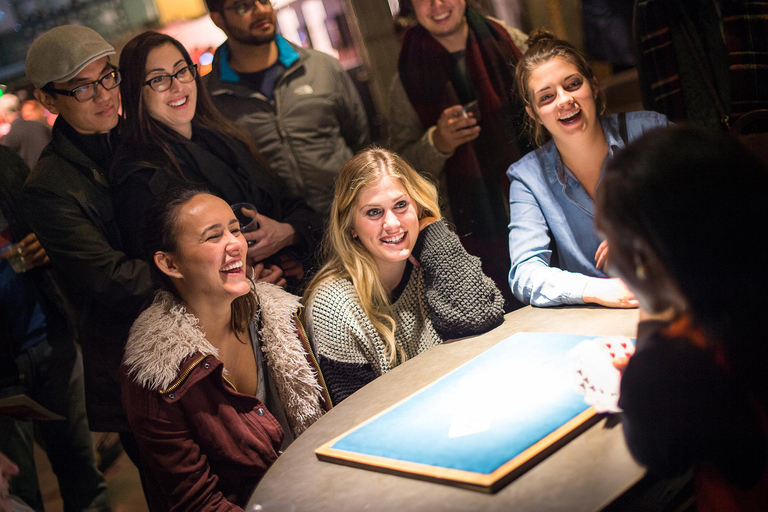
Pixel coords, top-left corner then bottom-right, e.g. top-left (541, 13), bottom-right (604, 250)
top-left (636, 0), bottom-right (768, 128)
top-left (399, 9), bottom-right (526, 309)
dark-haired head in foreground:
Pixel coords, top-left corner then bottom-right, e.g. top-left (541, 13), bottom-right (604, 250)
top-left (595, 127), bottom-right (768, 502)
top-left (596, 127), bottom-right (768, 381)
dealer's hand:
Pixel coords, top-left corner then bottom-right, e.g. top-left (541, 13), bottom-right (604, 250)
top-left (594, 240), bottom-right (610, 271)
top-left (432, 105), bottom-right (480, 154)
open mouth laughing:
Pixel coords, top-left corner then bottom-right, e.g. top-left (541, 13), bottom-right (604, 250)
top-left (558, 109), bottom-right (582, 125)
top-left (168, 96), bottom-right (188, 107)
top-left (381, 233), bottom-right (406, 245)
top-left (220, 260), bottom-right (244, 274)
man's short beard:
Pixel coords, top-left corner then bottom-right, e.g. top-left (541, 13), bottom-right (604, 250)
top-left (223, 18), bottom-right (278, 46)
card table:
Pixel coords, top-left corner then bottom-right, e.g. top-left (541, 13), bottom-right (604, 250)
top-left (249, 306), bottom-right (681, 511)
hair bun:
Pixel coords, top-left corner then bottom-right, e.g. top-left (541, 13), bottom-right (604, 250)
top-left (526, 28), bottom-right (557, 48)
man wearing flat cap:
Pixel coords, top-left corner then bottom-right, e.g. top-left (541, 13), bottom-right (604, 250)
top-left (20, 25), bottom-right (152, 471)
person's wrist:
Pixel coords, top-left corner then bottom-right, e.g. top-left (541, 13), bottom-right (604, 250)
top-left (581, 280), bottom-right (599, 305)
top-left (431, 129), bottom-right (453, 154)
top-left (281, 223), bottom-right (297, 250)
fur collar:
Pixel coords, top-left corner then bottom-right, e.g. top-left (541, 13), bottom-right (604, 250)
top-left (123, 281), bottom-right (325, 436)
top-left (253, 281), bottom-right (325, 435)
top-left (124, 290), bottom-right (217, 392)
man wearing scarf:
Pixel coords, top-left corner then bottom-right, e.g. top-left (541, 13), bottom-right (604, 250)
top-left (389, 0), bottom-right (530, 311)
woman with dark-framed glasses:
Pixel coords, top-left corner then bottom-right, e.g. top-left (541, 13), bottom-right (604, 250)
top-left (111, 31), bottom-right (319, 290)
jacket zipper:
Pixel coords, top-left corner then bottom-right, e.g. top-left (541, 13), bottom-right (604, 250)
top-left (159, 354), bottom-right (240, 396)
top-left (272, 65), bottom-right (305, 191)
top-left (159, 354), bottom-right (210, 394)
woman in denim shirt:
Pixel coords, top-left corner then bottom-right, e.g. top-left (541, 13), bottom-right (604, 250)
top-left (507, 30), bottom-right (669, 307)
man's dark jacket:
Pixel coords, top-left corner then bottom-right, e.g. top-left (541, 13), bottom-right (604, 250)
top-left (21, 118), bottom-right (152, 432)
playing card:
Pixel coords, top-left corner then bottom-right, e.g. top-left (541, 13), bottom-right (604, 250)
top-left (567, 337), bottom-right (633, 413)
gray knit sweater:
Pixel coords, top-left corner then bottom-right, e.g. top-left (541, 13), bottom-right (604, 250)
top-left (306, 220), bottom-right (504, 403)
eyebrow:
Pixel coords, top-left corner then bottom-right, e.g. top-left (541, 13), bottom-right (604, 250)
top-left (201, 223), bottom-right (224, 236)
top-left (359, 195), bottom-right (407, 211)
top-left (67, 62), bottom-right (113, 86)
top-left (535, 74), bottom-right (581, 95)
top-left (146, 59), bottom-right (186, 76)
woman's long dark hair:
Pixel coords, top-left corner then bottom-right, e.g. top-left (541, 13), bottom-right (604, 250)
top-left (596, 127), bottom-right (768, 403)
top-left (142, 185), bottom-right (258, 335)
top-left (117, 31), bottom-right (266, 177)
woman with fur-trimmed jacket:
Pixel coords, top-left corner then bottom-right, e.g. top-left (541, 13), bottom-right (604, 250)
top-left (121, 187), bottom-right (330, 512)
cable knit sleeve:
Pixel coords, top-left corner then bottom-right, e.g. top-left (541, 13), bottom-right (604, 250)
top-left (305, 279), bottom-right (380, 404)
top-left (411, 220), bottom-right (504, 339)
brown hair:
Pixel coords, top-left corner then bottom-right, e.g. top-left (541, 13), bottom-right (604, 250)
top-left (117, 31), bottom-right (267, 178)
top-left (516, 28), bottom-right (606, 146)
top-left (204, 0), bottom-right (226, 14)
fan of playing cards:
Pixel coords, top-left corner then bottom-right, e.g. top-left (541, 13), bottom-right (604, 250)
top-left (567, 337), bottom-right (635, 413)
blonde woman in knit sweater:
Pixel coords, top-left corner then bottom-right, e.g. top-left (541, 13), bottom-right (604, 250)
top-left (304, 147), bottom-right (504, 404)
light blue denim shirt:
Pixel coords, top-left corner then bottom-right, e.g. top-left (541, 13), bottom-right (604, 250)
top-left (507, 111), bottom-right (669, 306)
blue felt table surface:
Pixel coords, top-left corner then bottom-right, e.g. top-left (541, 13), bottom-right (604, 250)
top-left (331, 332), bottom-right (631, 475)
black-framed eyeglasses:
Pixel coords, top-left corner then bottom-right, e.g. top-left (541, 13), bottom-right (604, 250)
top-left (143, 64), bottom-right (198, 92)
top-left (223, 0), bottom-right (272, 15)
top-left (47, 69), bottom-right (121, 102)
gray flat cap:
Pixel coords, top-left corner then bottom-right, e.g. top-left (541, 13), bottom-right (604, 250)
top-left (26, 25), bottom-right (115, 89)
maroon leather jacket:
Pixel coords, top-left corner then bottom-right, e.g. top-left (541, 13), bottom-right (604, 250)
top-left (122, 353), bottom-right (283, 511)
top-left (121, 284), bottom-right (330, 511)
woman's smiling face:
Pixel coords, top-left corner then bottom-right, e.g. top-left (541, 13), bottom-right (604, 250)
top-left (526, 57), bottom-right (600, 144)
top-left (166, 194), bottom-right (251, 303)
top-left (142, 43), bottom-right (197, 139)
top-left (351, 174), bottom-right (420, 276)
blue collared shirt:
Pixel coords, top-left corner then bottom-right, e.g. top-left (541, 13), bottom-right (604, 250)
top-left (506, 111), bottom-right (669, 306)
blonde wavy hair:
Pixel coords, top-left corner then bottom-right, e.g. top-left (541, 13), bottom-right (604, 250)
top-left (304, 147), bottom-right (441, 366)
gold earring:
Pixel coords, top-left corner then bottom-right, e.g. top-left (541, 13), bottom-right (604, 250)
top-left (635, 265), bottom-right (647, 280)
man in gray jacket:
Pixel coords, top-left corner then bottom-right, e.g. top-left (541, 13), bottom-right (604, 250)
top-left (204, 0), bottom-right (370, 218)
